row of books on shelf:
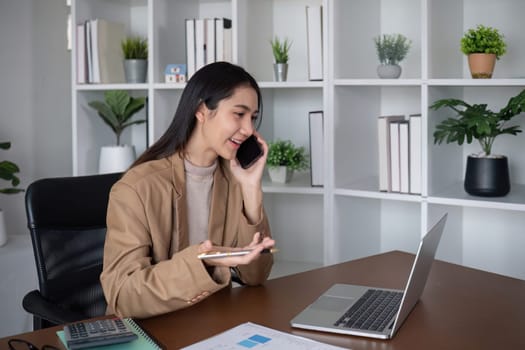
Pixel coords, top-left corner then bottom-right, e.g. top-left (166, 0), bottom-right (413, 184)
top-left (76, 18), bottom-right (126, 84)
top-left (74, 6), bottom-right (322, 84)
top-left (184, 4), bottom-right (323, 81)
top-left (185, 17), bottom-right (232, 79)
top-left (378, 114), bottom-right (421, 194)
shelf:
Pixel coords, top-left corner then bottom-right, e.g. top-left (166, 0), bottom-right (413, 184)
top-left (428, 182), bottom-right (525, 212)
top-left (70, 0), bottom-right (525, 280)
top-left (428, 79), bottom-right (525, 86)
top-left (334, 79), bottom-right (422, 86)
top-left (262, 171), bottom-right (323, 195)
top-left (334, 177), bottom-right (422, 202)
top-left (258, 81), bottom-right (324, 89)
top-left (153, 83), bottom-right (186, 90)
top-left (76, 83), bottom-right (149, 91)
top-left (334, 79), bottom-right (525, 87)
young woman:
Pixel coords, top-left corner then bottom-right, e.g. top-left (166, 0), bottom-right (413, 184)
top-left (100, 62), bottom-right (275, 318)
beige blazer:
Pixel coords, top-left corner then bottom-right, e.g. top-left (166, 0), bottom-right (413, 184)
top-left (100, 152), bottom-right (273, 318)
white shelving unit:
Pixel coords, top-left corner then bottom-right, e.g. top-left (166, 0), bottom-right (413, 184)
top-left (329, 0), bottom-right (525, 281)
top-left (71, 0), bottom-right (525, 280)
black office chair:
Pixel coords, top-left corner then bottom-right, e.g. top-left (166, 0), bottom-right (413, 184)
top-left (22, 172), bottom-right (122, 330)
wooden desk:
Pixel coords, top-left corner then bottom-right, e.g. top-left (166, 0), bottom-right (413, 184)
top-left (1, 251), bottom-right (524, 349)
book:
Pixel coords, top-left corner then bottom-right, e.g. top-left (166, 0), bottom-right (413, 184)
top-left (194, 18), bottom-right (206, 72)
top-left (85, 19), bottom-right (93, 83)
top-left (309, 111), bottom-right (324, 186)
top-left (306, 5), bottom-right (323, 81)
top-left (95, 19), bottom-right (126, 84)
top-left (399, 121), bottom-right (410, 193)
top-left (377, 115), bottom-right (404, 191)
top-left (90, 19), bottom-right (101, 83)
top-left (181, 322), bottom-right (346, 349)
top-left (205, 18), bottom-right (215, 65)
top-left (409, 113), bottom-right (422, 194)
top-left (215, 18), bottom-right (232, 62)
top-left (389, 121), bottom-right (401, 193)
top-left (185, 19), bottom-right (196, 79)
top-left (75, 23), bottom-right (86, 83)
top-left (223, 19), bottom-right (232, 62)
top-left (56, 318), bottom-right (162, 350)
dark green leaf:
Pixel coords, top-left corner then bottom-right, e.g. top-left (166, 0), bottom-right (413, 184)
top-left (105, 90), bottom-right (130, 118)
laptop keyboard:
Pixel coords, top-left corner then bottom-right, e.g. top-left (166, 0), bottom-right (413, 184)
top-left (334, 289), bottom-right (403, 332)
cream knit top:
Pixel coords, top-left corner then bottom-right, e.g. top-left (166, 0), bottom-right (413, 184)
top-left (184, 159), bottom-right (217, 245)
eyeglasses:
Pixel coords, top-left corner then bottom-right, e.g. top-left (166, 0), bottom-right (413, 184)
top-left (8, 338), bottom-right (60, 350)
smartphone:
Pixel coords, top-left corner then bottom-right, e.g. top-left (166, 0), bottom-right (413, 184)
top-left (198, 248), bottom-right (278, 259)
top-left (236, 135), bottom-right (263, 169)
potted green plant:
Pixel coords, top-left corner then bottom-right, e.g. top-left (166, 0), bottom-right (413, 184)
top-left (88, 90), bottom-right (147, 173)
top-left (270, 36), bottom-right (292, 82)
top-left (430, 88), bottom-right (525, 196)
top-left (121, 36), bottom-right (148, 83)
top-left (460, 24), bottom-right (506, 79)
top-left (373, 33), bottom-right (411, 79)
top-left (0, 141), bottom-right (24, 246)
top-left (266, 139), bottom-right (308, 183)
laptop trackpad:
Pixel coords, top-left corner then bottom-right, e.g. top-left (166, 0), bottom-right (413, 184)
top-left (309, 284), bottom-right (369, 312)
top-left (310, 296), bottom-right (354, 312)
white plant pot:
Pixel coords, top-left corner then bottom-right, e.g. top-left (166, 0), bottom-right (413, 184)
top-left (0, 209), bottom-right (7, 247)
top-left (268, 166), bottom-right (293, 183)
top-left (377, 64), bottom-right (402, 79)
top-left (99, 145), bottom-right (136, 174)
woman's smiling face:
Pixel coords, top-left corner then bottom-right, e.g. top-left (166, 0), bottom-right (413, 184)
top-left (195, 85), bottom-right (259, 164)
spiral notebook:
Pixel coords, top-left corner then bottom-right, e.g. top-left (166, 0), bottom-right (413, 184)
top-left (56, 318), bottom-right (162, 350)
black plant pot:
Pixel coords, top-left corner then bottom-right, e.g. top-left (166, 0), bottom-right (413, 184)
top-left (464, 155), bottom-right (510, 197)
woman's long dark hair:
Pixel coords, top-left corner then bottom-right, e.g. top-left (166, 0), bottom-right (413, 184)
top-left (131, 62), bottom-right (263, 168)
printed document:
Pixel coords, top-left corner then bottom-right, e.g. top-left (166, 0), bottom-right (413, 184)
top-left (181, 322), bottom-right (348, 350)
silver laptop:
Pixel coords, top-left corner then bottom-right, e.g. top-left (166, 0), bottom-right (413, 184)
top-left (290, 214), bottom-right (447, 339)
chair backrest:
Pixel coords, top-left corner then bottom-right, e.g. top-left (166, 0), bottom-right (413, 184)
top-left (25, 172), bottom-right (122, 327)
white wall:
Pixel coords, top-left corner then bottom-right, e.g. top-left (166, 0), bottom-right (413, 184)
top-left (0, 0), bottom-right (34, 237)
top-left (0, 0), bottom-right (72, 237)
top-left (32, 0), bottom-right (72, 179)
top-left (0, 0), bottom-right (72, 337)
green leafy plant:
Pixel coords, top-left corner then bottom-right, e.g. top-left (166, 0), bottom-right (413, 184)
top-left (266, 140), bottom-right (308, 171)
top-left (460, 25), bottom-right (506, 60)
top-left (0, 142), bottom-right (23, 194)
top-left (88, 90), bottom-right (147, 146)
top-left (270, 37), bottom-right (292, 64)
top-left (121, 36), bottom-right (148, 60)
top-left (373, 33), bottom-right (411, 65)
top-left (430, 89), bottom-right (525, 156)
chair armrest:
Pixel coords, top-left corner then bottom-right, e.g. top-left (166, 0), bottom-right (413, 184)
top-left (22, 290), bottom-right (86, 325)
